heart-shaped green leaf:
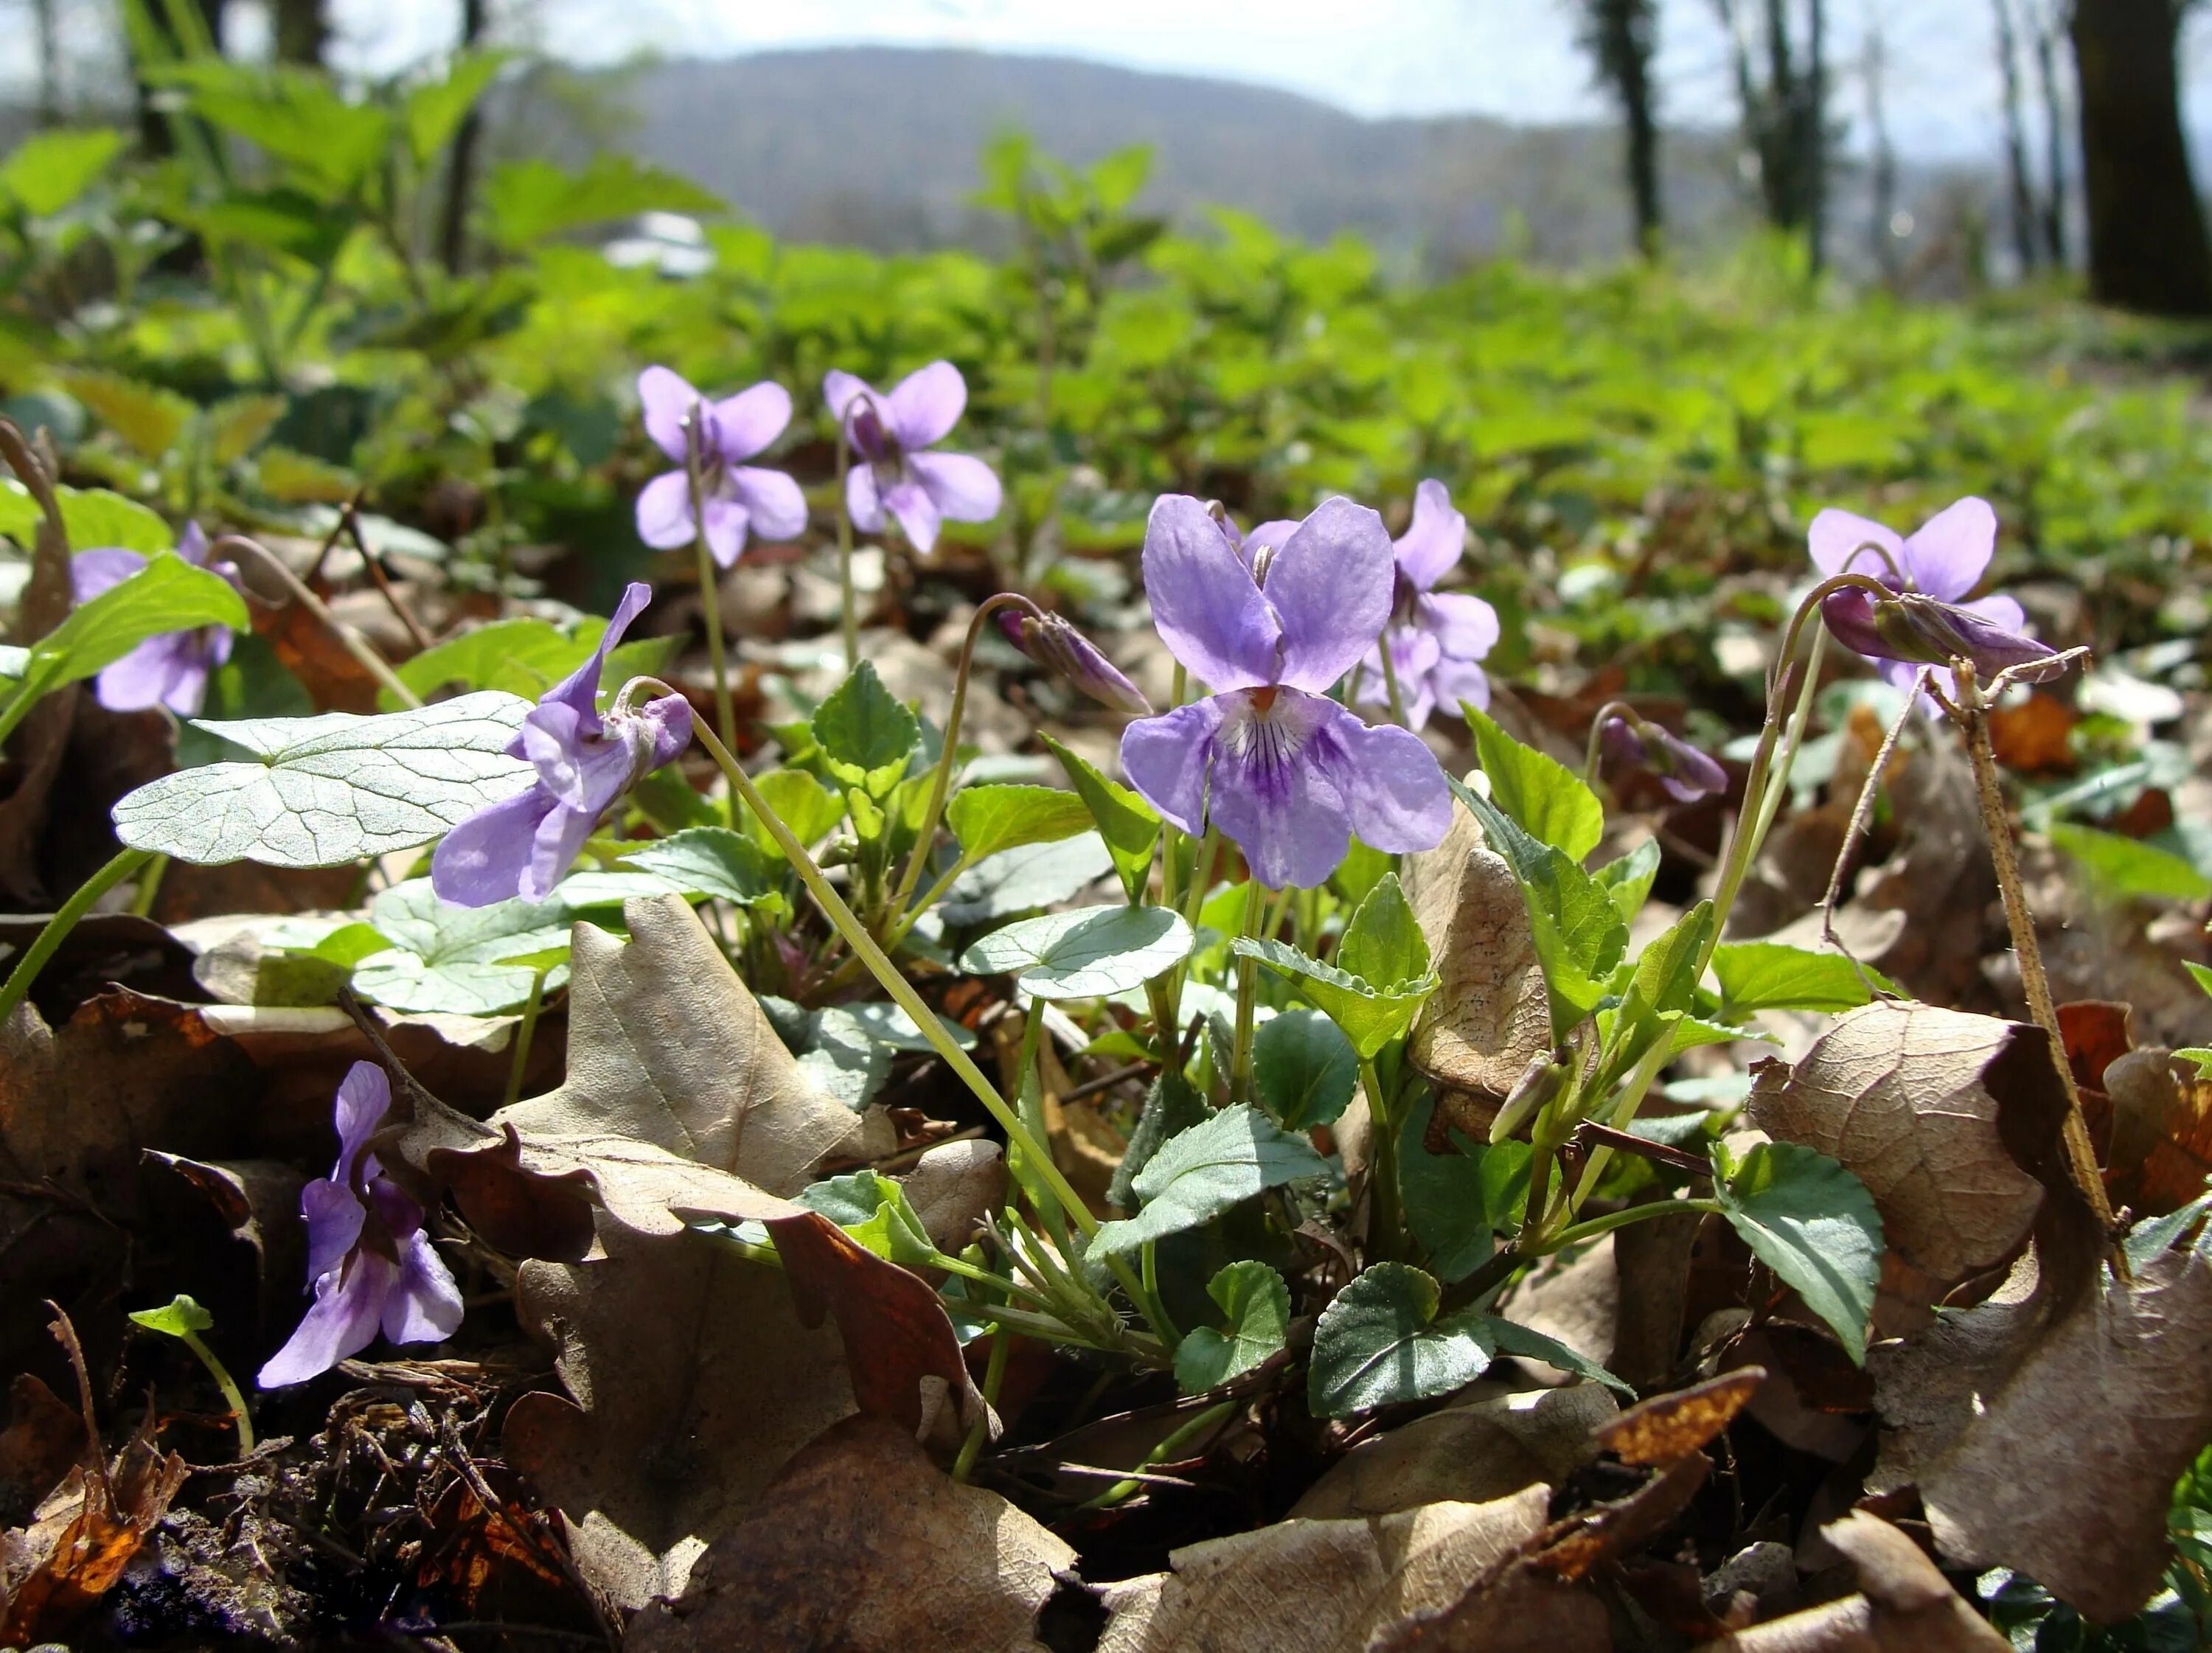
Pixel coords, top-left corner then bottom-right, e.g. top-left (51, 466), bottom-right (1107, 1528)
top-left (959, 903), bottom-right (1192, 1000)
top-left (946, 783), bottom-right (1094, 863)
top-left (1088, 1105), bottom-right (1327, 1260)
top-left (1714, 1141), bottom-right (1884, 1363)
top-left (1252, 1008), bottom-right (1358, 1130)
top-left (1175, 1261), bottom-right (1290, 1393)
top-left (1309, 1262), bottom-right (1495, 1418)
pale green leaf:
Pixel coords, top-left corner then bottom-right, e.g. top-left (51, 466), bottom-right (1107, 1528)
top-left (1088, 1105), bottom-right (1328, 1259)
top-left (959, 904), bottom-right (1192, 1000)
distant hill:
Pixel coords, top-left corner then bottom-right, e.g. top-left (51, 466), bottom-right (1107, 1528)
top-left (512, 46), bottom-right (1765, 268)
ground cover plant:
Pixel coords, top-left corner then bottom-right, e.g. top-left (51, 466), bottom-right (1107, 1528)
top-left (4, 47), bottom-right (2212, 1653)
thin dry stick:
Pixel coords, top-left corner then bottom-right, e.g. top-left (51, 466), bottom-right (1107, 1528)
top-left (211, 535), bottom-right (422, 710)
top-left (1950, 660), bottom-right (2118, 1239)
top-left (1816, 667), bottom-right (1928, 981)
top-left (341, 506), bottom-right (433, 653)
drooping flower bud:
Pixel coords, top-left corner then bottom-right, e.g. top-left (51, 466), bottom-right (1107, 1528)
top-left (1599, 713), bottom-right (1728, 804)
top-left (1822, 588), bottom-right (2061, 682)
top-left (998, 607), bottom-right (1152, 715)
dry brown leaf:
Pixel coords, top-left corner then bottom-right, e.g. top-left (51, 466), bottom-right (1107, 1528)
top-left (1598, 1368), bottom-right (1766, 1466)
top-left (2101, 1048), bottom-right (2212, 1216)
top-left (1692, 1511), bottom-right (2007, 1651)
top-left (766, 1210), bottom-right (986, 1436)
top-left (396, 896), bottom-right (861, 1254)
top-left (1746, 1003), bottom-right (2051, 1289)
top-left (0, 1377), bottom-right (83, 1528)
top-left (625, 1415), bottom-right (1073, 1653)
top-left (1402, 799), bottom-right (1553, 1119)
top-left (1096, 1486), bottom-right (1554, 1653)
top-left (898, 1138), bottom-right (1006, 1254)
top-left (1291, 1386), bottom-right (1617, 1520)
top-left (2057, 1000), bottom-right (2134, 1097)
top-left (504, 1233), bottom-right (857, 1610)
top-left (1987, 692), bottom-right (2076, 774)
top-left (1870, 1219), bottom-right (2212, 1621)
top-left (0, 423), bottom-right (80, 907)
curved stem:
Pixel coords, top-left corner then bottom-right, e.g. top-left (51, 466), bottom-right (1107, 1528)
top-left (1079, 1399), bottom-right (1235, 1511)
top-left (1582, 699), bottom-right (1638, 791)
top-left (953, 1325), bottom-right (1012, 1483)
top-left (1228, 883), bottom-right (1270, 1107)
top-left (1361, 1058), bottom-right (1404, 1261)
top-left (891, 592), bottom-right (1032, 912)
top-left (1548, 1197), bottom-right (1724, 1253)
top-left (212, 535), bottom-right (420, 710)
top-left (0, 846), bottom-right (152, 1029)
top-left (684, 403), bottom-right (738, 762)
top-left (835, 420), bottom-right (858, 672)
top-left (683, 712), bottom-right (1099, 1235)
top-left (179, 1329), bottom-right (254, 1456)
top-left (1376, 631), bottom-right (1411, 728)
top-left (504, 967), bottom-right (549, 1109)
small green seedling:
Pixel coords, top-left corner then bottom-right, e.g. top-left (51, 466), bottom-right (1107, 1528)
top-left (129, 1294), bottom-right (253, 1455)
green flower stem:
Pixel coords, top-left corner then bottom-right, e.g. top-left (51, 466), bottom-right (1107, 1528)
top-left (684, 403), bottom-right (739, 768)
top-left (1554, 1017), bottom-right (1683, 1233)
top-left (128, 852), bottom-right (169, 919)
top-left (684, 714), bottom-right (1111, 1243)
top-left (180, 1329), bottom-right (254, 1455)
top-left (835, 420), bottom-right (859, 673)
top-left (503, 966), bottom-right (550, 1109)
top-left (953, 1324), bottom-right (1013, 1482)
top-left (1228, 882), bottom-right (1271, 1107)
top-left (1376, 633), bottom-right (1411, 728)
top-left (1360, 1058), bottom-right (1404, 1262)
top-left (0, 846), bottom-right (152, 1029)
top-left (1141, 1239), bottom-right (1180, 1344)
top-left (1546, 1197), bottom-right (1724, 1254)
top-left (1699, 573), bottom-right (1887, 972)
top-left (891, 593), bottom-right (1027, 914)
top-left (212, 535), bottom-right (422, 711)
top-left (1158, 664), bottom-right (1189, 912)
top-left (1079, 1398), bottom-right (1235, 1511)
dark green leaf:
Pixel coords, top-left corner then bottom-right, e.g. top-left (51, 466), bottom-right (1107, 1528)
top-left (1234, 936), bottom-right (1434, 1060)
top-left (1175, 1261), bottom-right (1290, 1393)
top-left (1252, 1008), bottom-right (1358, 1130)
top-left (1336, 873), bottom-right (1430, 990)
top-left (1039, 731), bottom-right (1160, 901)
top-left (1714, 1141), bottom-right (1883, 1363)
top-left (1088, 1105), bottom-right (1329, 1259)
top-left (1481, 1315), bottom-right (1633, 1394)
top-left (1309, 1262), bottom-right (1495, 1418)
top-left (1465, 705), bottom-right (1604, 861)
top-left (1397, 1093), bottom-right (1530, 1283)
top-left (620, 827), bottom-right (780, 908)
top-left (960, 904), bottom-right (1192, 1000)
top-left (811, 661), bottom-right (919, 796)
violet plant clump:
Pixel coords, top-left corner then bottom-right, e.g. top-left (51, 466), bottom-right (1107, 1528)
top-left (70, 521), bottom-right (243, 715)
top-left (1354, 479), bottom-right (1500, 728)
top-left (1119, 494), bottom-right (1452, 889)
top-left (1809, 496), bottom-right (2056, 692)
top-left (431, 580), bottom-right (692, 905)
top-left (824, 361), bottom-right (1002, 554)
top-left (260, 1062), bottom-right (462, 1388)
top-left (633, 368), bottom-right (808, 567)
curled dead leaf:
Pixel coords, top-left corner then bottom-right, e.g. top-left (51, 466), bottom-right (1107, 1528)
top-left (1597, 1368), bottom-right (1766, 1467)
top-left (626, 1415), bottom-right (1073, 1653)
top-left (1403, 801), bottom-right (1553, 1122)
top-left (1097, 1486), bottom-right (1557, 1653)
top-left (1746, 1003), bottom-right (2052, 1290)
top-left (1692, 1510), bottom-right (2006, 1651)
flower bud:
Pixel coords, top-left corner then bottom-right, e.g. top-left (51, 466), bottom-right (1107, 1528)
top-left (997, 608), bottom-right (1153, 715)
top-left (1599, 713), bottom-right (1727, 804)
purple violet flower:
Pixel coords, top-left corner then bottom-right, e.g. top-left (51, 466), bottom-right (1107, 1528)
top-left (824, 361), bottom-right (1001, 555)
top-left (1119, 495), bottom-right (1452, 889)
top-left (1599, 714), bottom-right (1729, 804)
top-left (633, 367), bottom-right (807, 568)
top-left (1809, 498), bottom-right (2055, 693)
top-left (259, 1062), bottom-right (462, 1388)
top-left (70, 522), bottom-right (243, 716)
top-left (431, 582), bottom-right (692, 907)
top-left (996, 606), bottom-right (1152, 715)
top-left (1352, 481), bottom-right (1500, 729)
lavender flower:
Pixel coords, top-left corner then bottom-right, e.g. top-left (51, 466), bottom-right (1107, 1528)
top-left (70, 523), bottom-right (243, 715)
top-left (259, 1062), bottom-right (462, 1388)
top-left (824, 361), bottom-right (1001, 555)
top-left (1810, 498), bottom-right (2055, 692)
top-left (1599, 713), bottom-right (1728, 803)
top-left (1352, 481), bottom-right (1500, 728)
top-left (431, 582), bottom-right (692, 906)
top-left (996, 606), bottom-right (1152, 714)
top-left (1119, 495), bottom-right (1451, 889)
top-left (633, 367), bottom-right (807, 568)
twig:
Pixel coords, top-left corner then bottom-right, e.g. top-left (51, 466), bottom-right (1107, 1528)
top-left (212, 534), bottom-right (422, 709)
top-left (1817, 666), bottom-right (1927, 989)
top-left (437, 1411), bottom-right (618, 1650)
top-left (342, 504), bottom-right (434, 653)
top-left (1059, 1061), bottom-right (1152, 1106)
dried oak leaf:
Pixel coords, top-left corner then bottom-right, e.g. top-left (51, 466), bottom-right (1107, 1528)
top-left (766, 1211), bottom-right (987, 1436)
top-left (625, 1415), bottom-right (1073, 1653)
top-left (1097, 1486), bottom-right (1556, 1653)
top-left (1403, 799), bottom-right (1553, 1127)
top-left (504, 1233), bottom-right (856, 1612)
top-left (1869, 1217), bottom-right (2212, 1622)
top-left (1291, 1385), bottom-right (1618, 1520)
top-left (1746, 1003), bottom-right (2051, 1290)
top-left (1691, 1510), bottom-right (2006, 1652)
top-left (2101, 1048), bottom-right (2212, 1216)
top-left (394, 896), bottom-right (863, 1255)
top-left (1596, 1368), bottom-right (1766, 1467)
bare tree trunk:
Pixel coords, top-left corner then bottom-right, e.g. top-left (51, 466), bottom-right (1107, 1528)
top-left (2031, 1), bottom-right (2071, 266)
top-left (32, 0), bottom-right (60, 125)
top-left (1805, 0), bottom-right (1826, 271)
top-left (2070, 0), bottom-right (2212, 315)
top-left (439, 0), bottom-right (491, 276)
top-left (1994, 0), bottom-right (2043, 271)
top-left (1865, 18), bottom-right (1900, 280)
top-left (1576, 0), bottom-right (1665, 256)
top-left (273, 0), bottom-right (329, 67)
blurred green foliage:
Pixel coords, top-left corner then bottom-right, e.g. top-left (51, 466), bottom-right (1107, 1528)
top-left (3, 50), bottom-right (2209, 695)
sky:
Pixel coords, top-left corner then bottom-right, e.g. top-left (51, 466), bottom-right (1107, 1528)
top-left (15, 0), bottom-right (2212, 165)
